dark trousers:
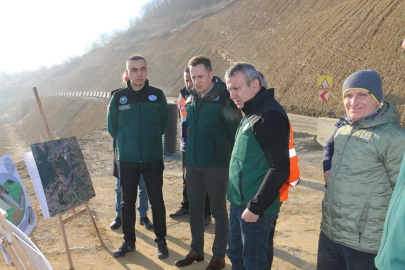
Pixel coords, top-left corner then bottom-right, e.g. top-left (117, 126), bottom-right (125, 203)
top-left (268, 219), bottom-right (277, 269)
top-left (268, 202), bottom-right (282, 269)
top-left (181, 152), bottom-right (211, 216)
top-left (317, 231), bottom-right (377, 270)
top-left (185, 165), bottom-right (229, 258)
top-left (119, 160), bottom-right (166, 243)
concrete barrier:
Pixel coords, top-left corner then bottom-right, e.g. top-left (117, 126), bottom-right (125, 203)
top-left (317, 117), bottom-right (339, 147)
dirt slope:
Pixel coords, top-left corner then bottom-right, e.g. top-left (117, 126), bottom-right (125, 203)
top-left (2, 0), bottom-right (405, 123)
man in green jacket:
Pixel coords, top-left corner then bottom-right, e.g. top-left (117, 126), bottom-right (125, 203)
top-left (174, 56), bottom-right (241, 270)
top-left (225, 62), bottom-right (290, 270)
top-left (107, 54), bottom-right (169, 259)
top-left (374, 38), bottom-right (405, 270)
top-left (317, 70), bottom-right (405, 270)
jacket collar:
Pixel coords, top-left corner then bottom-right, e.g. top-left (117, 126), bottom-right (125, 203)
top-left (190, 76), bottom-right (225, 99)
top-left (180, 87), bottom-right (190, 100)
top-left (344, 101), bottom-right (400, 128)
top-left (127, 79), bottom-right (150, 93)
top-left (242, 87), bottom-right (274, 115)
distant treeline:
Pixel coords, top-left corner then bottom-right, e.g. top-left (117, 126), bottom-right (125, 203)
top-left (86, 0), bottom-right (232, 53)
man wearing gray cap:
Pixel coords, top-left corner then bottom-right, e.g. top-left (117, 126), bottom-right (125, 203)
top-left (317, 69), bottom-right (405, 270)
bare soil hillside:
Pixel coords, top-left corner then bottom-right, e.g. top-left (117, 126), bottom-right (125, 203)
top-left (2, 0), bottom-right (405, 123)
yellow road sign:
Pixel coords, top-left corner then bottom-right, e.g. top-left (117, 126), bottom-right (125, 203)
top-left (318, 75), bottom-right (333, 90)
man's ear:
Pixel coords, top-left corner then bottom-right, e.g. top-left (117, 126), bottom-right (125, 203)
top-left (252, 78), bottom-right (261, 92)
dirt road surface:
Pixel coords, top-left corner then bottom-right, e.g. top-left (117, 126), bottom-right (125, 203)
top-left (0, 114), bottom-right (325, 270)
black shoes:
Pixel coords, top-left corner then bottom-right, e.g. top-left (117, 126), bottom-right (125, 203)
top-left (174, 250), bottom-right (204, 267)
top-left (156, 240), bottom-right (169, 259)
top-left (169, 207), bottom-right (189, 218)
top-left (113, 241), bottom-right (135, 257)
top-left (139, 217), bottom-right (154, 229)
top-left (110, 217), bottom-right (122, 230)
top-left (112, 216), bottom-right (153, 230)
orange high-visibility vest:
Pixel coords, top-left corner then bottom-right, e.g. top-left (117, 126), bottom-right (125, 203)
top-left (279, 122), bottom-right (300, 202)
top-left (177, 93), bottom-right (187, 119)
top-left (177, 93), bottom-right (188, 146)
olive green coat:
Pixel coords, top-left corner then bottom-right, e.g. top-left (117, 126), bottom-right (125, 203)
top-left (321, 101), bottom-right (405, 253)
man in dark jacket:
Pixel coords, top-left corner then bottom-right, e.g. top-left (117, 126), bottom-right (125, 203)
top-left (174, 56), bottom-right (241, 270)
top-left (170, 67), bottom-right (212, 228)
top-left (110, 83), bottom-right (153, 231)
top-left (225, 62), bottom-right (290, 269)
top-left (107, 54), bottom-right (169, 259)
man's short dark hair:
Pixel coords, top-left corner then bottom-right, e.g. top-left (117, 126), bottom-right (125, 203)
top-left (225, 62), bottom-right (260, 87)
top-left (126, 54), bottom-right (147, 69)
top-left (184, 67), bottom-right (190, 73)
top-left (188, 56), bottom-right (212, 72)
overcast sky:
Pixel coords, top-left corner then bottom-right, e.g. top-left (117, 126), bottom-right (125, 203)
top-left (0, 0), bottom-right (150, 73)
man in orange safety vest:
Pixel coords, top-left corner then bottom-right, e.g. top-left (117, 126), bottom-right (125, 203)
top-left (257, 71), bottom-right (300, 269)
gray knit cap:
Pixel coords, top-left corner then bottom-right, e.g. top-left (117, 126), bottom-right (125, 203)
top-left (342, 69), bottom-right (382, 104)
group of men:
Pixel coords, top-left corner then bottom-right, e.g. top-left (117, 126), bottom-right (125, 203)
top-left (106, 48), bottom-right (405, 270)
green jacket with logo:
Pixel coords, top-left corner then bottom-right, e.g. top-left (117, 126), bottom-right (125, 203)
top-left (321, 101), bottom-right (405, 253)
top-left (227, 89), bottom-right (290, 215)
top-left (184, 76), bottom-right (241, 167)
top-left (107, 80), bottom-right (169, 163)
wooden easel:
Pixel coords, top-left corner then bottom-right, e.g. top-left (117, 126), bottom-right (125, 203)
top-left (0, 209), bottom-right (33, 270)
top-left (32, 87), bottom-right (104, 269)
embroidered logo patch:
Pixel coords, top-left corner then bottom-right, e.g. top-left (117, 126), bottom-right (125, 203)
top-left (119, 96), bottom-right (128, 104)
top-left (242, 123), bottom-right (250, 132)
top-left (149, 95), bottom-right (157, 101)
top-left (119, 105), bottom-right (130, 110)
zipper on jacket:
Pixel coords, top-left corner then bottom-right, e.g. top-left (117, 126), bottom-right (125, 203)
top-left (328, 126), bottom-right (355, 236)
top-left (138, 93), bottom-right (143, 163)
top-left (357, 201), bottom-right (370, 243)
top-left (212, 137), bottom-right (218, 158)
top-left (193, 97), bottom-right (200, 166)
top-left (238, 170), bottom-right (244, 203)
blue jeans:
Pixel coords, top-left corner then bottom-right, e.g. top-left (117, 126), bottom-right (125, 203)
top-left (317, 231), bottom-right (377, 270)
top-left (227, 204), bottom-right (277, 270)
top-left (115, 175), bottom-right (149, 218)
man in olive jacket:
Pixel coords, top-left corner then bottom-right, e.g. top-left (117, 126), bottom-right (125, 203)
top-left (107, 54), bottom-right (169, 259)
top-left (174, 56), bottom-right (241, 270)
top-left (317, 70), bottom-right (405, 270)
